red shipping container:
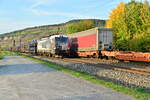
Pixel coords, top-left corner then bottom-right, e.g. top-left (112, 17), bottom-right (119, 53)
top-left (69, 27), bottom-right (113, 52)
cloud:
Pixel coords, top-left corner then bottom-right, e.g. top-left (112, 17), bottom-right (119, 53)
top-left (30, 0), bottom-right (58, 9)
top-left (31, 0), bottom-right (47, 8)
top-left (30, 0), bottom-right (99, 19)
top-left (31, 9), bottom-right (99, 19)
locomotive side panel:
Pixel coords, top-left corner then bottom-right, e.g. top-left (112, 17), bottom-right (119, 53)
top-left (37, 37), bottom-right (51, 55)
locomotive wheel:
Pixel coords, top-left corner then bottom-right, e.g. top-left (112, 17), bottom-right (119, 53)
top-left (108, 56), bottom-right (113, 60)
top-left (60, 56), bottom-right (64, 59)
top-left (92, 54), bottom-right (99, 58)
top-left (103, 56), bottom-right (108, 60)
top-left (49, 54), bottom-right (52, 57)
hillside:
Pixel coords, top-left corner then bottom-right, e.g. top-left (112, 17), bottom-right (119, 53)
top-left (0, 19), bottom-right (106, 49)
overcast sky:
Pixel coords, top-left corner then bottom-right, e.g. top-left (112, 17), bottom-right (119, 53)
top-left (0, 0), bottom-right (149, 34)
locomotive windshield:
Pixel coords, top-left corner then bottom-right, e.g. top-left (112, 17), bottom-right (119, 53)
top-left (55, 37), bottom-right (68, 44)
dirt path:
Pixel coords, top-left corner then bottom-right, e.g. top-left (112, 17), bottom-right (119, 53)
top-left (0, 55), bottom-right (137, 100)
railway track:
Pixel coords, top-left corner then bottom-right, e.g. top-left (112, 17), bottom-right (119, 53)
top-left (62, 58), bottom-right (150, 77)
top-left (22, 53), bottom-right (150, 77)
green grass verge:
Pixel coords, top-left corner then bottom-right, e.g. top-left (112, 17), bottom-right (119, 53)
top-left (0, 51), bottom-right (3, 59)
top-left (1, 51), bottom-right (20, 56)
top-left (23, 56), bottom-right (150, 100)
top-left (0, 55), bottom-right (3, 60)
top-left (2, 51), bottom-right (150, 100)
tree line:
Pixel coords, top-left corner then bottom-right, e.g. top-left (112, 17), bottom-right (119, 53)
top-left (66, 20), bottom-right (96, 34)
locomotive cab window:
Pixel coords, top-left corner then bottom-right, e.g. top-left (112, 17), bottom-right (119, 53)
top-left (55, 37), bottom-right (68, 43)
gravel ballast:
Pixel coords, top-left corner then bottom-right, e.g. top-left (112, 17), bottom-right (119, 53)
top-left (35, 56), bottom-right (150, 89)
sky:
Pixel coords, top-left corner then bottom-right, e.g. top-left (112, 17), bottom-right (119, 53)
top-left (0, 0), bottom-right (149, 34)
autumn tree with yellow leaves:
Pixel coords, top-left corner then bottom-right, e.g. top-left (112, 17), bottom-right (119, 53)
top-left (107, 0), bottom-right (150, 52)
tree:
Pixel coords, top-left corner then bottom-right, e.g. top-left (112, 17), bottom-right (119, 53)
top-left (125, 0), bottom-right (150, 51)
top-left (140, 1), bottom-right (150, 26)
top-left (105, 20), bottom-right (112, 28)
top-left (107, 2), bottom-right (127, 50)
top-left (140, 0), bottom-right (150, 33)
top-left (107, 0), bottom-right (150, 52)
top-left (0, 46), bottom-right (2, 55)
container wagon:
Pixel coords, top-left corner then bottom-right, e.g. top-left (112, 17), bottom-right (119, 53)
top-left (116, 51), bottom-right (150, 62)
top-left (101, 51), bottom-right (150, 62)
top-left (21, 43), bottom-right (29, 53)
top-left (69, 27), bottom-right (113, 57)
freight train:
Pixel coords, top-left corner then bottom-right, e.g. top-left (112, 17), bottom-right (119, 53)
top-left (11, 27), bottom-right (150, 62)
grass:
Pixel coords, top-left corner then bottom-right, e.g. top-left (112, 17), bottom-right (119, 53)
top-left (1, 51), bottom-right (20, 56)
top-left (0, 55), bottom-right (3, 60)
top-left (0, 51), bottom-right (3, 60)
top-left (0, 51), bottom-right (20, 59)
top-left (2, 51), bottom-right (150, 100)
